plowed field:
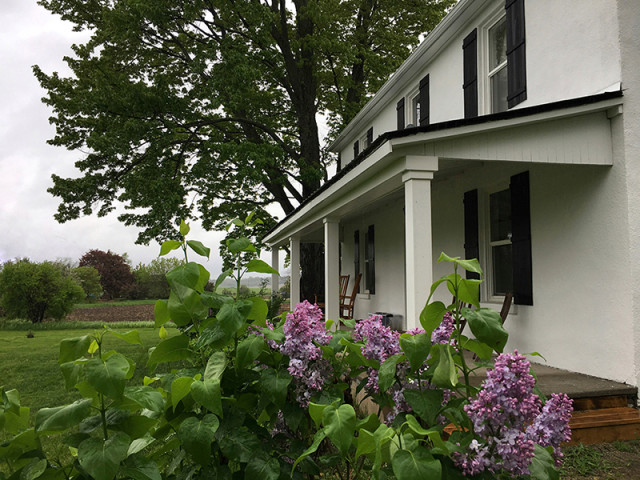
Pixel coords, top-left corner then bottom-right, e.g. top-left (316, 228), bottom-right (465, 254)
top-left (66, 304), bottom-right (155, 323)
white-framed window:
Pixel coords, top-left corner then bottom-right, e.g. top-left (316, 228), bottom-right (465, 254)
top-left (488, 15), bottom-right (508, 113)
top-left (404, 89), bottom-right (420, 127)
top-left (487, 187), bottom-right (512, 297)
top-left (476, 182), bottom-right (513, 302)
top-left (359, 133), bottom-right (369, 151)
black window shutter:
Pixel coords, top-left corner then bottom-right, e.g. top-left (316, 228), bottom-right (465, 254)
top-left (419, 74), bottom-right (430, 126)
top-left (462, 29), bottom-right (478, 119)
top-left (337, 152), bottom-right (342, 172)
top-left (353, 141), bottom-right (359, 158)
top-left (396, 98), bottom-right (405, 130)
top-left (354, 230), bottom-right (360, 293)
top-left (366, 224), bottom-right (375, 294)
top-left (506, 0), bottom-right (527, 108)
top-left (366, 127), bottom-right (373, 147)
top-left (510, 171), bottom-right (533, 305)
top-left (463, 189), bottom-right (480, 281)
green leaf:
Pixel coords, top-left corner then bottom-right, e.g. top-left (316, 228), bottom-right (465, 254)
top-left (226, 237), bottom-right (253, 254)
top-left (246, 259), bottom-right (279, 275)
top-left (171, 377), bottom-right (195, 410)
top-left (260, 369), bottom-right (292, 406)
top-left (195, 264), bottom-right (210, 292)
top-left (78, 431), bottom-right (130, 480)
top-left (120, 456), bottom-right (162, 480)
top-left (166, 262), bottom-right (201, 290)
top-left (59, 361), bottom-right (82, 391)
top-left (106, 329), bottom-right (142, 345)
top-left (403, 390), bottom-right (444, 426)
top-left (204, 351), bottom-right (227, 381)
top-left (246, 453), bottom-right (280, 480)
top-left (452, 277), bottom-right (481, 307)
top-left (309, 402), bottom-right (330, 429)
top-left (186, 240), bottom-right (210, 259)
top-left (529, 445), bottom-right (560, 480)
top-left (123, 386), bottom-right (164, 412)
top-left (378, 354), bottom-right (403, 392)
top-left (19, 458), bottom-right (47, 480)
top-left (178, 413), bottom-right (220, 465)
top-left (147, 334), bottom-right (193, 368)
top-left (190, 380), bottom-right (222, 416)
top-left (236, 335), bottom-right (266, 368)
top-left (322, 404), bottom-right (356, 456)
top-left (127, 434), bottom-right (156, 456)
top-left (463, 307), bottom-right (509, 353)
top-left (419, 301), bottom-right (447, 338)
top-left (3, 406), bottom-right (30, 435)
top-left (153, 300), bottom-right (170, 328)
top-left (167, 285), bottom-right (207, 326)
top-left (159, 240), bottom-right (182, 257)
top-left (217, 300), bottom-right (252, 336)
top-left (214, 269), bottom-right (233, 290)
top-left (58, 336), bottom-right (91, 364)
top-left (355, 428), bottom-right (376, 459)
top-left (85, 353), bottom-right (130, 400)
top-left (179, 220), bottom-right (190, 236)
top-left (399, 333), bottom-right (431, 371)
top-left (391, 448), bottom-right (441, 480)
top-left (246, 296), bottom-right (269, 325)
top-left (459, 336), bottom-right (493, 360)
top-left (0, 428), bottom-right (38, 460)
top-left (217, 427), bottom-right (260, 463)
top-left (437, 253), bottom-right (483, 276)
top-left (292, 429), bottom-right (326, 473)
top-left (2, 389), bottom-right (20, 414)
top-left (431, 345), bottom-right (458, 389)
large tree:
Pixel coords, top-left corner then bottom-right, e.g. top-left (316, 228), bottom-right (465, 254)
top-left (35, 0), bottom-right (454, 299)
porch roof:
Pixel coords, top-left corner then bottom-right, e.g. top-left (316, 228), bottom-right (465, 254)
top-left (264, 90), bottom-right (623, 247)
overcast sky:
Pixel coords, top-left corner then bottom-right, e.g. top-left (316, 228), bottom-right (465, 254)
top-left (0, 1), bottom-right (239, 274)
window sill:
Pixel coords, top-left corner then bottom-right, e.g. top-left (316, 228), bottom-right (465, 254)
top-left (357, 293), bottom-right (371, 300)
top-left (480, 300), bottom-right (518, 316)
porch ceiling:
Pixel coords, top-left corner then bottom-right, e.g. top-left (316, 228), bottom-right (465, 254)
top-left (264, 93), bottom-right (621, 247)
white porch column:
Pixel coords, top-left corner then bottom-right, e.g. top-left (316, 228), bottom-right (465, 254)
top-left (324, 218), bottom-right (340, 324)
top-left (271, 247), bottom-right (280, 296)
top-left (403, 156), bottom-right (438, 330)
top-left (289, 236), bottom-right (301, 308)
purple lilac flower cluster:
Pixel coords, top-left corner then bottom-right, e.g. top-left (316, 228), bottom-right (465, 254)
top-left (430, 312), bottom-right (455, 345)
top-left (453, 351), bottom-right (573, 476)
top-left (526, 393), bottom-right (573, 466)
top-left (353, 314), bottom-right (400, 392)
top-left (280, 301), bottom-right (333, 406)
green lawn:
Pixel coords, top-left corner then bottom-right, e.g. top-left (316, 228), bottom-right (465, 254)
top-left (73, 299), bottom-right (158, 308)
top-left (0, 326), bottom-right (176, 414)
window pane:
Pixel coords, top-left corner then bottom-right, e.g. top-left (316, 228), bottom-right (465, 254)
top-left (490, 189), bottom-right (511, 242)
top-left (492, 244), bottom-right (513, 296)
top-left (412, 96), bottom-right (420, 126)
top-left (491, 65), bottom-right (508, 113)
top-left (489, 17), bottom-right (507, 70)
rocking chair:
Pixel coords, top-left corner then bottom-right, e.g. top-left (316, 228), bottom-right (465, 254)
top-left (340, 273), bottom-right (362, 319)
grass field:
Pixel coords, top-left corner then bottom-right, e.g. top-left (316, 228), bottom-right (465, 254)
top-left (73, 299), bottom-right (158, 309)
top-left (0, 325), bottom-right (176, 414)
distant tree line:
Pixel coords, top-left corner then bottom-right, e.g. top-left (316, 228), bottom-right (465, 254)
top-left (0, 250), bottom-right (183, 323)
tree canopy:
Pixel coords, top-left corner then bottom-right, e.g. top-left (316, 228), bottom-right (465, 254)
top-left (79, 249), bottom-right (135, 299)
top-left (36, 0), bottom-right (455, 243)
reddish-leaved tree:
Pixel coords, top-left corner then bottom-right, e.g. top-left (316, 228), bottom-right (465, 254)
top-left (79, 250), bottom-right (134, 300)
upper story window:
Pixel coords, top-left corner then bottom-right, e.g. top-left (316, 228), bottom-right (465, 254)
top-left (488, 16), bottom-right (508, 113)
top-left (464, 0), bottom-right (526, 117)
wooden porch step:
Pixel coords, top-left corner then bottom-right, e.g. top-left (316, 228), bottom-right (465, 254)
top-left (572, 395), bottom-right (629, 411)
top-left (566, 406), bottom-right (640, 445)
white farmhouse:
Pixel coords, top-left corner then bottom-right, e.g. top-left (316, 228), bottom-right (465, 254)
top-left (264, 0), bottom-right (640, 389)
